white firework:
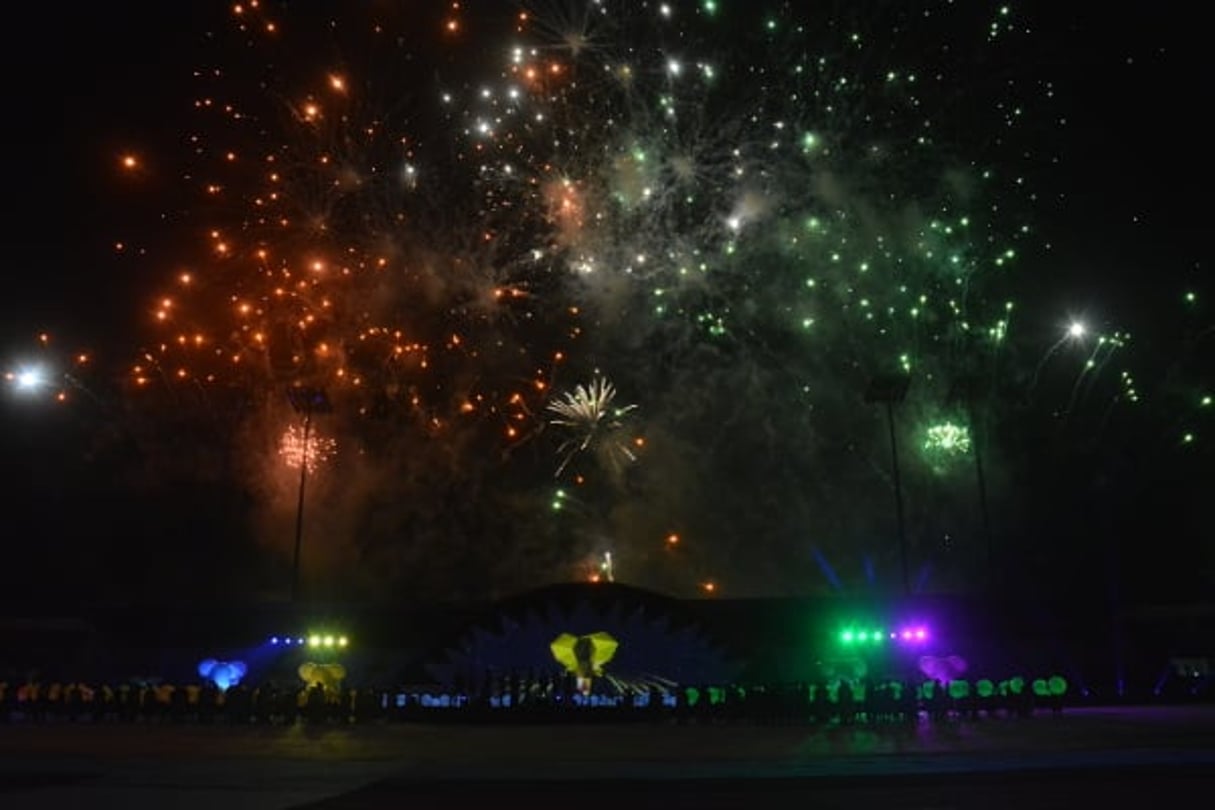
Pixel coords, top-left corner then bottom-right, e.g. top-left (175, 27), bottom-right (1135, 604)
top-left (547, 376), bottom-right (638, 477)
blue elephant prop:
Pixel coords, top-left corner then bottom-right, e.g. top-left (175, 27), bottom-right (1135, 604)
top-left (197, 658), bottom-right (248, 691)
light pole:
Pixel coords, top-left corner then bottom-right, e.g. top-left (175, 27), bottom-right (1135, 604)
top-left (866, 373), bottom-right (912, 595)
top-left (287, 385), bottom-right (332, 603)
top-left (948, 374), bottom-right (995, 592)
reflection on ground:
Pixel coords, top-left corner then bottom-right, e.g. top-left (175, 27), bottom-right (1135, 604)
top-left (1, 705), bottom-right (1213, 809)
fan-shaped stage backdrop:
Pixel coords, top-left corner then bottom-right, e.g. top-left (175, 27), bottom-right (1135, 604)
top-left (427, 583), bottom-right (740, 694)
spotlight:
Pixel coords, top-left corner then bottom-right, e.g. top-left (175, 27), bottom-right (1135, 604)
top-left (308, 634), bottom-right (321, 648)
top-left (270, 636), bottom-right (279, 645)
top-left (841, 621), bottom-right (933, 648)
top-left (338, 636), bottom-right (348, 648)
top-left (323, 635), bottom-right (335, 647)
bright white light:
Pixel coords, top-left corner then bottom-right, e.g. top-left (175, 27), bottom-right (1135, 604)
top-left (1068, 322), bottom-right (1086, 338)
top-left (15, 368), bottom-right (44, 390)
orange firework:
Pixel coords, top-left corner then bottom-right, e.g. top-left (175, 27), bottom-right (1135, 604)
top-left (278, 425), bottom-right (337, 473)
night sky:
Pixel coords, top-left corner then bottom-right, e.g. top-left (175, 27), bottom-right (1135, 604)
top-left (3, 1), bottom-right (1210, 609)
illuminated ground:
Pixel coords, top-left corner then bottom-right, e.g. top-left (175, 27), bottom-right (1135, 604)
top-left (1, 705), bottom-right (1213, 809)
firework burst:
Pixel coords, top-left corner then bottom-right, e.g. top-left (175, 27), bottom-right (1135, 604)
top-left (547, 376), bottom-right (638, 478)
top-left (84, 0), bottom-right (1103, 597)
top-left (278, 425), bottom-right (337, 474)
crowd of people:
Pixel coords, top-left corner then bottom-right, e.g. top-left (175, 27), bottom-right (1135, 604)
top-left (0, 673), bottom-right (1071, 727)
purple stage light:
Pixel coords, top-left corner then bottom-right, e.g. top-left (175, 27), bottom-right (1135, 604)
top-left (893, 625), bottom-right (930, 643)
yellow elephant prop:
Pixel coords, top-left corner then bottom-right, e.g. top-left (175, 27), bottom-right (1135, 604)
top-left (298, 662), bottom-right (346, 694)
top-left (550, 631), bottom-right (619, 678)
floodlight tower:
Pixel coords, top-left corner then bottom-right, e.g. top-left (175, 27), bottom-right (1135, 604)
top-left (866, 373), bottom-right (912, 595)
top-left (287, 385), bottom-right (332, 603)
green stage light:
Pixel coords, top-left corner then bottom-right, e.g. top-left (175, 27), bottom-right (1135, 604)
top-left (840, 630), bottom-right (855, 643)
top-left (1048, 675), bottom-right (1068, 696)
